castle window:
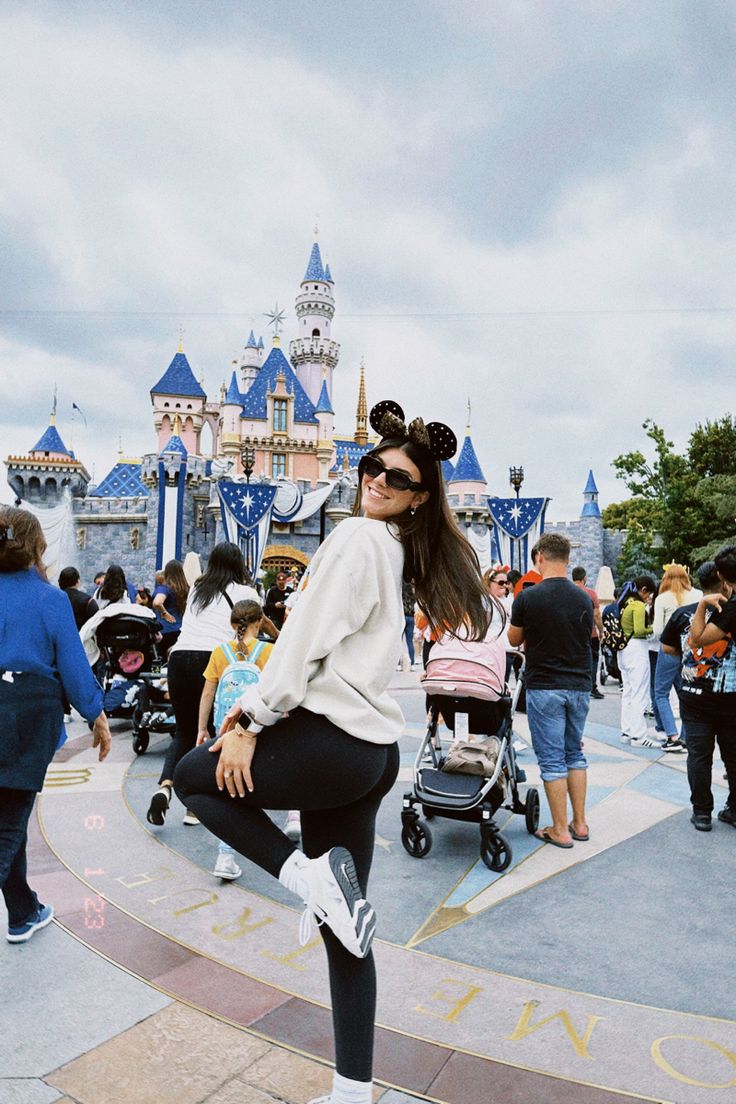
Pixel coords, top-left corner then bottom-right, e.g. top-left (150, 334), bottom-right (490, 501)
top-left (311, 328), bottom-right (320, 338)
top-left (273, 400), bottom-right (288, 433)
top-left (272, 453), bottom-right (287, 479)
top-left (76, 528), bottom-right (86, 551)
top-left (164, 402), bottom-right (170, 408)
top-left (131, 527), bottom-right (140, 551)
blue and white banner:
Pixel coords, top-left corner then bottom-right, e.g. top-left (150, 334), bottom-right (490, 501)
top-left (218, 480), bottom-right (278, 577)
top-left (488, 497), bottom-right (549, 575)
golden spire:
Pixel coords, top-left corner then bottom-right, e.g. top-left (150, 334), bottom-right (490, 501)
top-left (173, 413), bottom-right (183, 436)
top-left (355, 358), bottom-right (368, 446)
top-left (178, 325), bottom-right (184, 353)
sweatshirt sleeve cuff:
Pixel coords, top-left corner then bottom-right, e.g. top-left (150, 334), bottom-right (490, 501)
top-left (238, 684), bottom-right (283, 728)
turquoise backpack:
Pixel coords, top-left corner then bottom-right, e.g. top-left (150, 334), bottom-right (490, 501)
top-left (213, 640), bottom-right (266, 733)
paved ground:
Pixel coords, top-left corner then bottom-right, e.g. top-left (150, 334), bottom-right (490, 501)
top-left (2, 672), bottom-right (735, 1104)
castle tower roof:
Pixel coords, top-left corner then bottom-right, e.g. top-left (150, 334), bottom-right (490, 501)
top-left (324, 263), bottom-right (333, 283)
top-left (315, 377), bottom-right (334, 414)
top-left (225, 370), bottom-right (244, 405)
top-left (90, 461), bottom-right (148, 498)
top-left (257, 336), bottom-right (264, 350)
top-left (583, 469), bottom-right (599, 495)
top-left (450, 435), bottom-right (486, 484)
top-left (441, 459), bottom-right (455, 482)
top-left (30, 423), bottom-right (71, 457)
top-left (303, 241), bottom-right (326, 282)
top-left (355, 359), bottom-right (368, 446)
top-left (246, 330), bottom-right (257, 349)
top-left (241, 342), bottom-right (317, 424)
top-left (581, 468), bottom-right (601, 517)
top-left (150, 350), bottom-right (206, 398)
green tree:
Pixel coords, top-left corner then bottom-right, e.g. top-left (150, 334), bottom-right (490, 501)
top-left (601, 498), bottom-right (657, 532)
top-left (611, 419), bottom-right (698, 567)
top-left (688, 416), bottom-right (736, 477)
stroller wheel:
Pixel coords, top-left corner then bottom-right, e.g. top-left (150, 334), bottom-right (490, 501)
top-left (481, 834), bottom-right (512, 872)
top-left (421, 805), bottom-right (435, 821)
top-left (132, 729), bottom-right (150, 755)
top-left (401, 822), bottom-right (432, 858)
top-left (524, 787), bottom-right (540, 835)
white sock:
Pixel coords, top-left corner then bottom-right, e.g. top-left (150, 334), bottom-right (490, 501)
top-left (331, 1071), bottom-right (373, 1104)
top-left (278, 849), bottom-right (311, 902)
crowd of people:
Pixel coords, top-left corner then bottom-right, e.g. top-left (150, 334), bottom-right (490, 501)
top-left (2, 400), bottom-right (735, 1103)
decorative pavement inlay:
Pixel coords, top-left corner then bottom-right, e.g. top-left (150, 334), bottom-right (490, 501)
top-left (18, 681), bottom-right (736, 1103)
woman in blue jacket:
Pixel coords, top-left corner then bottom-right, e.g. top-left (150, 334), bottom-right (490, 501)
top-left (0, 506), bottom-right (111, 943)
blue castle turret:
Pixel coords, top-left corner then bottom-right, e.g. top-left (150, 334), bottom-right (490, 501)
top-left (581, 469), bottom-right (601, 518)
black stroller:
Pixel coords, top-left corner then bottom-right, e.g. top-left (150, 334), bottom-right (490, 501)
top-left (94, 613), bottom-right (175, 755)
top-left (401, 693), bottom-right (540, 872)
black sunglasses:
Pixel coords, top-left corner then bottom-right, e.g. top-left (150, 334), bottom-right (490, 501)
top-left (358, 454), bottom-right (423, 492)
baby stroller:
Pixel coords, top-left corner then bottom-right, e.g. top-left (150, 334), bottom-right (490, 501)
top-left (94, 613), bottom-right (175, 755)
top-left (401, 636), bottom-right (540, 872)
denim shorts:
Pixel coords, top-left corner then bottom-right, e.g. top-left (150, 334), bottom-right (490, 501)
top-left (526, 689), bottom-right (589, 782)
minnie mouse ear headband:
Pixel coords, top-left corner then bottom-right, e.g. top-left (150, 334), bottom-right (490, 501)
top-left (369, 400), bottom-right (457, 462)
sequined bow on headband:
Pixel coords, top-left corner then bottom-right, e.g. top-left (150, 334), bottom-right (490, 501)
top-left (368, 400), bottom-right (457, 462)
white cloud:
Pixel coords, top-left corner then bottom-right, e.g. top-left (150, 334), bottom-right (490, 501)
top-left (1, 4), bottom-right (733, 523)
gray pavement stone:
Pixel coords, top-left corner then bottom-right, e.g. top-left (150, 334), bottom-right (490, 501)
top-left (0, 922), bottom-right (171, 1078)
top-left (0, 1081), bottom-right (63, 1104)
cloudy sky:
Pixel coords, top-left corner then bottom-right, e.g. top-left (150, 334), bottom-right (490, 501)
top-left (1, 0), bottom-right (733, 518)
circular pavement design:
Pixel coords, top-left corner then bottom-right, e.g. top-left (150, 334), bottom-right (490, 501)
top-left (33, 682), bottom-right (736, 1104)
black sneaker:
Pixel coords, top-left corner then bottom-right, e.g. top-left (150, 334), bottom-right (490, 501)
top-left (690, 813), bottom-right (712, 832)
top-left (717, 806), bottom-right (736, 828)
top-left (590, 689), bottom-right (604, 700)
top-left (147, 786), bottom-right (171, 826)
top-left (661, 737), bottom-right (685, 753)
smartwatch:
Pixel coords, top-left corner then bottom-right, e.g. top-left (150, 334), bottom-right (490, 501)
top-left (233, 711), bottom-right (264, 735)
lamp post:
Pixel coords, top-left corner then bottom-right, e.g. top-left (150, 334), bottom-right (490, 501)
top-left (239, 445), bottom-right (257, 573)
top-left (509, 465), bottom-right (524, 499)
top-left (240, 445), bottom-right (256, 485)
top-left (509, 466), bottom-right (525, 573)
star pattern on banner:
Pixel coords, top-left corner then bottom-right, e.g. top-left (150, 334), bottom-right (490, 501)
top-left (488, 497), bottom-right (547, 539)
top-left (219, 480), bottom-right (277, 532)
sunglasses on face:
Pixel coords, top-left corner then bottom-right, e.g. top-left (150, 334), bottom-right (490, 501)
top-left (492, 578), bottom-right (510, 586)
top-left (358, 455), bottom-right (423, 493)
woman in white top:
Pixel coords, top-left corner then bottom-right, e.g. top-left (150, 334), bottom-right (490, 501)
top-left (174, 401), bottom-right (489, 1104)
top-left (653, 562), bottom-right (702, 751)
top-left (146, 542), bottom-right (259, 826)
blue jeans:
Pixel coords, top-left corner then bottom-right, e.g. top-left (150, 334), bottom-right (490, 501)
top-left (653, 648), bottom-right (683, 739)
top-left (648, 650), bottom-right (664, 731)
top-left (526, 689), bottom-right (589, 782)
top-left (404, 616), bottom-right (415, 665)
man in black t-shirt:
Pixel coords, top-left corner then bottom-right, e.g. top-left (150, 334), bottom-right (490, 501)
top-left (508, 533), bottom-right (593, 849)
top-left (58, 567), bottom-right (98, 630)
top-left (679, 549), bottom-right (736, 831)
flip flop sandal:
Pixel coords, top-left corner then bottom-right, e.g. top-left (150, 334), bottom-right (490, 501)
top-left (535, 828), bottom-right (574, 849)
top-left (568, 823), bottom-right (590, 841)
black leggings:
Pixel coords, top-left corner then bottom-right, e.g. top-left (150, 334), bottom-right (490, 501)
top-left (174, 708), bottom-right (399, 1081)
top-left (159, 649), bottom-right (210, 784)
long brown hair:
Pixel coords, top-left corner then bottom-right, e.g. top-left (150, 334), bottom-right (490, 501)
top-left (0, 506), bottom-right (47, 575)
top-left (658, 563), bottom-right (691, 606)
top-left (353, 438), bottom-right (490, 639)
top-left (163, 559), bottom-right (190, 615)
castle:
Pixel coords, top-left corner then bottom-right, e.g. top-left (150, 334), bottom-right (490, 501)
top-left (5, 237), bottom-right (620, 586)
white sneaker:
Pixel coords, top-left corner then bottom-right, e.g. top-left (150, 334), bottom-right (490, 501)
top-left (631, 735), bottom-right (664, 748)
top-left (285, 810), bottom-right (302, 841)
top-left (293, 847), bottom-right (376, 959)
top-left (213, 852), bottom-right (242, 880)
top-left (620, 732), bottom-right (632, 743)
top-left (182, 810), bottom-right (200, 826)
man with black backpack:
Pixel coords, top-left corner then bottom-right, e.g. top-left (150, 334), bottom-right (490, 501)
top-left (507, 533), bottom-right (593, 849)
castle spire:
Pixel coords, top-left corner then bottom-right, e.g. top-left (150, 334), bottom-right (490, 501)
top-left (355, 359), bottom-right (368, 446)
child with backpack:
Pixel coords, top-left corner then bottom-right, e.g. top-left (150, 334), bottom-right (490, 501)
top-left (196, 600), bottom-right (299, 878)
